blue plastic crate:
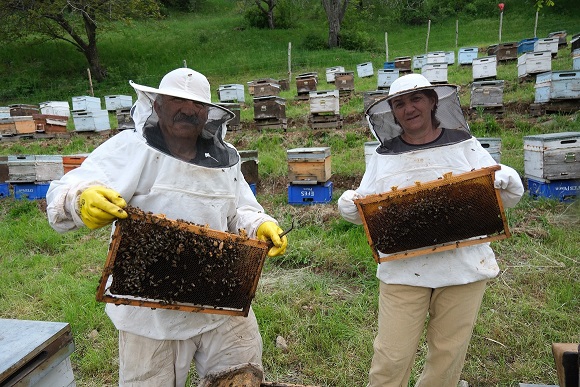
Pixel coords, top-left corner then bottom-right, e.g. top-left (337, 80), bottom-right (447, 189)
top-left (0, 183), bottom-right (9, 198)
top-left (527, 178), bottom-right (579, 202)
top-left (288, 181), bottom-right (333, 205)
top-left (517, 38), bottom-right (538, 54)
top-left (13, 182), bottom-right (50, 200)
top-left (383, 62), bottom-right (395, 69)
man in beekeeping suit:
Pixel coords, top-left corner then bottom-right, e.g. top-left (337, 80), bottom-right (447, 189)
top-left (47, 67), bottom-right (288, 386)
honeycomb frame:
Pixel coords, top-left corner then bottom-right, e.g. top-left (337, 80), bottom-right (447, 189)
top-left (96, 207), bottom-right (270, 316)
top-left (354, 166), bottom-right (510, 263)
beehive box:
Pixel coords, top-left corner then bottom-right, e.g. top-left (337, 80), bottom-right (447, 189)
top-left (71, 96), bottom-right (101, 112)
top-left (477, 137), bottom-right (502, 163)
top-left (9, 104), bottom-right (39, 116)
top-left (394, 56), bottom-right (411, 72)
top-left (296, 74), bottom-right (318, 94)
top-left (534, 37), bottom-right (559, 56)
top-left (0, 319), bottom-right (75, 387)
top-left (104, 95), bottom-right (133, 111)
top-left (35, 155), bottom-right (64, 181)
top-left (377, 69), bottom-right (399, 89)
top-left (62, 154), bottom-right (88, 174)
top-left (363, 90), bottom-right (389, 112)
top-left (12, 116), bottom-right (36, 135)
top-left (458, 47), bottom-right (478, 65)
top-left (218, 84), bottom-right (245, 103)
top-left (39, 101), bottom-right (70, 117)
top-left (572, 34), bottom-right (580, 51)
top-left (116, 108), bottom-right (135, 130)
top-left (383, 61), bottom-right (395, 69)
top-left (32, 114), bottom-right (68, 133)
top-left (518, 38), bottom-right (539, 54)
top-left (0, 107), bottom-right (9, 119)
top-left (0, 183), bottom-right (9, 197)
top-left (470, 80), bottom-right (504, 108)
top-left (472, 56), bottom-right (497, 80)
top-left (309, 90), bottom-right (339, 115)
top-left (217, 103), bottom-right (241, 128)
top-left (421, 63), bottom-right (448, 83)
top-left (356, 62), bottom-right (374, 78)
top-left (239, 150), bottom-right (259, 185)
top-left (487, 44), bottom-right (497, 56)
top-left (354, 166), bottom-right (509, 263)
top-left (287, 147), bottom-right (331, 184)
top-left (445, 51), bottom-right (455, 65)
top-left (253, 82), bottom-right (281, 98)
top-left (325, 66), bottom-right (345, 83)
top-left (0, 118), bottom-right (16, 136)
top-left (412, 55), bottom-right (427, 70)
top-left (426, 51), bottom-right (446, 64)
top-left (334, 71), bottom-right (355, 91)
top-left (534, 71), bottom-right (580, 103)
top-left (288, 181), bottom-right (333, 205)
top-left (96, 206), bottom-right (269, 316)
top-left (524, 132), bottom-right (580, 180)
top-left (517, 51), bottom-right (552, 78)
top-left (253, 96), bottom-right (286, 120)
top-left (13, 182), bottom-right (51, 200)
top-left (494, 42), bottom-right (518, 61)
top-left (72, 109), bottom-right (111, 132)
top-left (527, 177), bottom-right (579, 202)
top-left (547, 31), bottom-right (567, 48)
top-left (364, 141), bottom-right (380, 166)
top-left (7, 155), bottom-right (36, 183)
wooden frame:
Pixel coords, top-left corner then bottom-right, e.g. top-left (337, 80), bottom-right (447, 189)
top-left (354, 166), bottom-right (510, 263)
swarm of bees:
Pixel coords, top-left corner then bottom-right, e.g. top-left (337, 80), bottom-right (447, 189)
top-left (105, 206), bottom-right (267, 311)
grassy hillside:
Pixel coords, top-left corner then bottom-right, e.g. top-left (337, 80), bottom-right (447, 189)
top-left (0, 3), bottom-right (579, 387)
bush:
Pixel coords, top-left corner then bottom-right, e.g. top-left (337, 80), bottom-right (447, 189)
top-left (300, 31), bottom-right (328, 50)
top-left (339, 29), bottom-right (378, 52)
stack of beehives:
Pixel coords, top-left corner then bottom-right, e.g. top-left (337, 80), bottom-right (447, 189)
top-left (307, 90), bottom-right (342, 129)
top-left (250, 79), bottom-right (286, 130)
top-left (286, 147), bottom-right (333, 205)
top-left (71, 95), bottom-right (110, 133)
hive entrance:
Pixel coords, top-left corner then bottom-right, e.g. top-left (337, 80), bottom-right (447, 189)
top-left (96, 207), bottom-right (269, 316)
top-left (355, 166), bottom-right (510, 263)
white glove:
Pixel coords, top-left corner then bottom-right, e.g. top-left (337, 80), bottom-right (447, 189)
top-left (338, 190), bottom-right (364, 224)
top-left (494, 165), bottom-right (524, 208)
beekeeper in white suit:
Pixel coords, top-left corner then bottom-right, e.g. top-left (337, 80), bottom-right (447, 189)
top-left (338, 73), bottom-right (523, 387)
top-left (47, 67), bottom-right (288, 386)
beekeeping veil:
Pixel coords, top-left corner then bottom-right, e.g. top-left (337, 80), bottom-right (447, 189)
top-left (365, 73), bottom-right (469, 146)
top-left (129, 68), bottom-right (237, 166)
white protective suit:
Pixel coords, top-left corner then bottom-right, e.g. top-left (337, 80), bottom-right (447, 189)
top-left (338, 84), bottom-right (524, 289)
top-left (46, 70), bottom-right (277, 341)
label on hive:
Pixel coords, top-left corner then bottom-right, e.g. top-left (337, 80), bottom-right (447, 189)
top-left (96, 206), bottom-right (269, 316)
top-left (354, 166), bottom-right (510, 263)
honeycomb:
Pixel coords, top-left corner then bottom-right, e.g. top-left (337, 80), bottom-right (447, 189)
top-left (96, 206), bottom-right (269, 316)
top-left (355, 166), bottom-right (510, 263)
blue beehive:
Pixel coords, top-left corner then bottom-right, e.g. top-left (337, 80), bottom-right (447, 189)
top-left (0, 182), bottom-right (9, 198)
top-left (527, 178), bottom-right (579, 202)
top-left (288, 181), bottom-right (333, 205)
top-left (518, 38), bottom-right (538, 54)
top-left (13, 182), bottom-right (50, 200)
top-left (383, 62), bottom-right (395, 69)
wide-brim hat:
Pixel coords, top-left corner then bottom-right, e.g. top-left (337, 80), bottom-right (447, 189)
top-left (365, 73), bottom-right (469, 144)
top-left (130, 67), bottom-right (213, 104)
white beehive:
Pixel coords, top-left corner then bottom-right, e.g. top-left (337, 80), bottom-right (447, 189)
top-left (422, 63), bottom-right (448, 83)
top-left (325, 66), bottom-right (345, 83)
top-left (356, 62), bottom-right (374, 78)
top-left (445, 51), bottom-right (455, 65)
top-left (524, 132), bottom-right (580, 180)
top-left (517, 51), bottom-right (552, 78)
top-left (39, 101), bottom-right (70, 117)
top-left (534, 70), bottom-right (580, 103)
top-left (426, 51), bottom-right (446, 64)
top-left (104, 95), bottom-right (133, 111)
top-left (309, 90), bottom-right (340, 115)
top-left (72, 109), bottom-right (111, 132)
top-left (71, 96), bottom-right (101, 112)
top-left (534, 37), bottom-right (559, 56)
top-left (470, 80), bottom-right (504, 108)
top-left (412, 55), bottom-right (427, 70)
top-left (218, 84), bottom-right (245, 103)
top-left (472, 56), bottom-right (497, 80)
top-left (458, 47), bottom-right (478, 65)
top-left (377, 69), bottom-right (399, 89)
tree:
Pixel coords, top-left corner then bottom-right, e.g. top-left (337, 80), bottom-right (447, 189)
top-left (322, 0), bottom-right (349, 48)
top-left (0, 0), bottom-right (161, 82)
top-left (254, 0), bottom-right (277, 29)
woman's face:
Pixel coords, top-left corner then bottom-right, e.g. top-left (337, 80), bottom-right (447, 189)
top-left (390, 91), bottom-right (437, 135)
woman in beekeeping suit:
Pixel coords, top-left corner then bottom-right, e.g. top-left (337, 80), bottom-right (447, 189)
top-left (47, 67), bottom-right (287, 386)
top-left (338, 73), bottom-right (523, 387)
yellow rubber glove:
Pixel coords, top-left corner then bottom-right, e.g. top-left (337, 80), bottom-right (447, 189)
top-left (257, 221), bottom-right (288, 257)
top-left (79, 186), bottom-right (128, 229)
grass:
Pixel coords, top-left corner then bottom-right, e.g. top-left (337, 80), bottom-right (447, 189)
top-left (1, 3), bottom-right (580, 386)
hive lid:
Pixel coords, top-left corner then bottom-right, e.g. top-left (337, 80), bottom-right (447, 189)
top-left (287, 147), bottom-right (331, 159)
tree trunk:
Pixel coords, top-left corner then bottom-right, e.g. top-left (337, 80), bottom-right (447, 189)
top-left (322, 0), bottom-right (349, 49)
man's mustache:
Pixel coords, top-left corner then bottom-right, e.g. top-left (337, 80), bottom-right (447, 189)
top-left (173, 112), bottom-right (202, 125)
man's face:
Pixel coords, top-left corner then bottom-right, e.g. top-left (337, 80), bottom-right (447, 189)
top-left (154, 95), bottom-right (208, 141)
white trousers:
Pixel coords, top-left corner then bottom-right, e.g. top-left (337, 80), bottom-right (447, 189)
top-left (118, 309), bottom-right (263, 387)
top-left (369, 280), bottom-right (488, 387)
